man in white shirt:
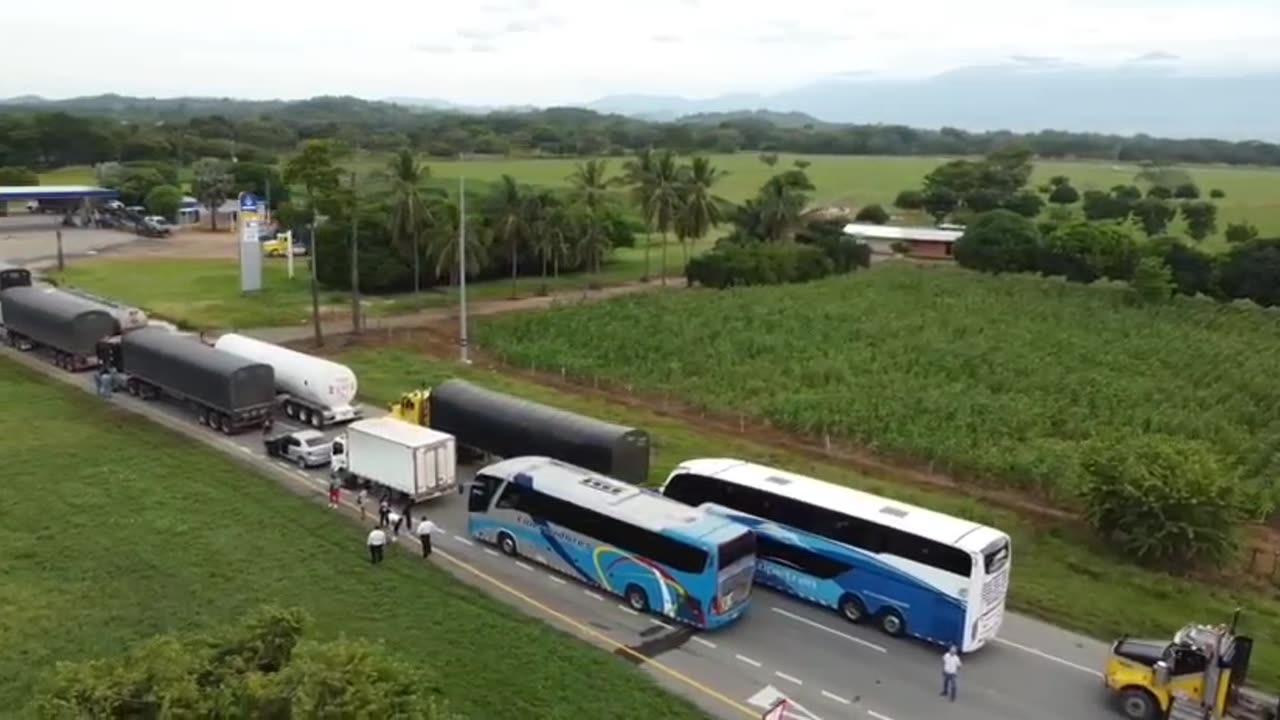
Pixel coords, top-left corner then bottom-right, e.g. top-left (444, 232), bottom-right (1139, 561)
top-left (416, 517), bottom-right (440, 558)
top-left (941, 645), bottom-right (961, 702)
top-left (367, 527), bottom-right (388, 564)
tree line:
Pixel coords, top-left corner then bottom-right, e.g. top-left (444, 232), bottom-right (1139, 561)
top-left (3, 94), bottom-right (1280, 171)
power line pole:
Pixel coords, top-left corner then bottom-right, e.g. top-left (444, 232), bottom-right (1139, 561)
top-left (458, 155), bottom-right (470, 365)
top-left (349, 171), bottom-right (361, 335)
top-left (310, 209), bottom-right (322, 348)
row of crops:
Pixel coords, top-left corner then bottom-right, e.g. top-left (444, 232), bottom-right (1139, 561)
top-left (477, 263), bottom-right (1280, 509)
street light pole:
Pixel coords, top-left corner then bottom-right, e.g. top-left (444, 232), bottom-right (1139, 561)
top-left (310, 210), bottom-right (322, 348)
top-left (458, 158), bottom-right (470, 365)
top-left (349, 171), bottom-right (361, 335)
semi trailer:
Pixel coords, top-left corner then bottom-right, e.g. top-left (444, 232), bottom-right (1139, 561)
top-left (213, 332), bottom-right (361, 428)
top-left (98, 327), bottom-right (275, 434)
top-left (0, 285), bottom-right (122, 370)
top-left (331, 418), bottom-right (458, 503)
top-left (0, 262), bottom-right (33, 291)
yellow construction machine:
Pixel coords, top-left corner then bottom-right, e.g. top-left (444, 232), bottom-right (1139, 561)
top-left (1103, 610), bottom-right (1274, 720)
top-left (387, 387), bottom-right (430, 426)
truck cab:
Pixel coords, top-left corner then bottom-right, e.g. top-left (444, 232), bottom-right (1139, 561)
top-left (387, 388), bottom-right (430, 426)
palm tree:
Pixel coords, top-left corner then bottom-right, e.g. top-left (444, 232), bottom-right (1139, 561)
top-left (648, 150), bottom-right (681, 284)
top-left (487, 174), bottom-right (526, 298)
top-left (566, 159), bottom-right (616, 278)
top-left (622, 148), bottom-right (656, 281)
top-left (382, 149), bottom-right (437, 294)
top-left (525, 191), bottom-right (567, 290)
top-left (425, 195), bottom-right (488, 291)
top-left (675, 156), bottom-right (727, 265)
top-left (757, 170), bottom-right (815, 241)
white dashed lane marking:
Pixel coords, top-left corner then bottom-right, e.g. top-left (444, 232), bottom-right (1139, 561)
top-left (735, 654), bottom-right (763, 668)
top-left (993, 637), bottom-right (1104, 677)
top-left (515, 561), bottom-right (535, 572)
top-left (774, 671), bottom-right (802, 685)
top-left (821, 690), bottom-right (851, 705)
top-left (868, 711), bottom-right (896, 720)
top-left (452, 535), bottom-right (474, 546)
top-left (549, 576), bottom-right (568, 585)
top-left (584, 590), bottom-right (605, 601)
top-left (692, 636), bottom-right (717, 649)
top-left (484, 548), bottom-right (500, 557)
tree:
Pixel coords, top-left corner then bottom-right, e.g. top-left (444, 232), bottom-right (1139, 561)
top-left (1110, 184), bottom-right (1142, 203)
top-left (230, 161), bottom-right (289, 209)
top-left (1173, 182), bottom-right (1201, 200)
top-left (1224, 221), bottom-right (1259, 244)
top-left (382, 148), bottom-right (440, 294)
top-left (922, 187), bottom-right (958, 223)
top-left (0, 165), bottom-right (38, 185)
top-left (426, 196), bottom-right (488, 288)
top-left (1209, 188), bottom-right (1226, 199)
top-left (893, 189), bottom-right (924, 210)
top-left (923, 159), bottom-right (983, 196)
top-left (104, 165), bottom-right (167, 206)
top-left (29, 606), bottom-right (462, 719)
top-left (758, 152), bottom-right (779, 167)
top-left (1128, 256), bottom-right (1175, 305)
top-left (1002, 190), bottom-right (1044, 218)
top-left (963, 188), bottom-right (1002, 213)
top-left (1039, 221), bottom-right (1138, 283)
top-left (1130, 197), bottom-right (1176, 237)
top-left (1180, 201), bottom-right (1218, 242)
top-left (622, 148), bottom-right (656, 280)
top-left (648, 150), bottom-right (682, 282)
top-left (566, 159), bottom-right (615, 275)
top-left (525, 191), bottom-right (569, 288)
top-left (1081, 190), bottom-right (1129, 221)
top-left (1047, 183), bottom-right (1080, 205)
top-left (1216, 238), bottom-right (1280, 307)
top-left (1145, 236), bottom-right (1217, 297)
top-left (1134, 164), bottom-right (1192, 191)
top-left (674, 155), bottom-right (727, 266)
top-left (1048, 175), bottom-right (1070, 188)
top-left (754, 169), bottom-right (815, 242)
top-left (143, 184), bottom-right (182, 221)
top-left (953, 209), bottom-right (1042, 274)
top-left (1146, 185), bottom-right (1173, 200)
top-left (487, 174), bottom-right (527, 298)
top-left (190, 158), bottom-right (233, 231)
top-left (853, 203), bottom-right (890, 224)
top-left (1080, 437), bottom-right (1245, 569)
top-left (284, 139), bottom-right (342, 213)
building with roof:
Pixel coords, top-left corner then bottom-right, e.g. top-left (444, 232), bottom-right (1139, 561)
top-left (0, 185), bottom-right (119, 218)
top-left (842, 222), bottom-right (963, 260)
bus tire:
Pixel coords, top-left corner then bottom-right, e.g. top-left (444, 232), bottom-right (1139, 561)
top-left (877, 609), bottom-right (906, 638)
top-left (837, 594), bottom-right (867, 624)
top-left (497, 532), bottom-right (518, 557)
top-left (1117, 687), bottom-right (1159, 720)
top-left (625, 585), bottom-right (650, 613)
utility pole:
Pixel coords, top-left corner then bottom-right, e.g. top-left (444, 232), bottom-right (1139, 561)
top-left (349, 171), bottom-right (361, 334)
top-left (264, 176), bottom-right (272, 227)
top-left (458, 157), bottom-right (470, 365)
top-left (55, 230), bottom-right (64, 271)
top-left (310, 212), bottom-right (323, 348)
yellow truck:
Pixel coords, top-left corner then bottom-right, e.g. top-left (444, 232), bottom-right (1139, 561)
top-left (1103, 612), bottom-right (1274, 720)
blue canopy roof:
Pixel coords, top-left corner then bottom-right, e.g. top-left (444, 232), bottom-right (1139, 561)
top-left (0, 185), bottom-right (119, 202)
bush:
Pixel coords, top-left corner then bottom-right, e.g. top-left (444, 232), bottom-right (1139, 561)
top-left (143, 184), bottom-right (183, 221)
top-left (1048, 184), bottom-right (1081, 205)
top-left (953, 209), bottom-right (1042, 274)
top-left (893, 189), bottom-right (923, 210)
top-left (0, 165), bottom-right (39, 185)
top-left (1209, 188), bottom-right (1226, 199)
top-left (1145, 236), bottom-right (1217, 297)
top-left (1038, 221), bottom-right (1139, 283)
top-left (1127, 256), bottom-right (1174, 305)
top-left (1080, 437), bottom-right (1246, 569)
top-left (687, 242), bottom-right (833, 289)
top-left (854, 203), bottom-right (890, 224)
top-left (1216, 237), bottom-right (1280, 307)
top-left (1224, 222), bottom-right (1259, 245)
top-left (1002, 190), bottom-right (1044, 218)
top-left (1173, 182), bottom-right (1201, 200)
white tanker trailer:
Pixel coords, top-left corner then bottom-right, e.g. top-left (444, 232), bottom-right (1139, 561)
top-left (214, 333), bottom-right (362, 428)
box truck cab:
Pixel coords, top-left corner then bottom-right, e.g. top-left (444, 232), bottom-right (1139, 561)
top-left (331, 417), bottom-right (457, 503)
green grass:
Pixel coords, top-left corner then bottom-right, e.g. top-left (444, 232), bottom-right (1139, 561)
top-left (0, 358), bottom-right (710, 719)
top-left (342, 153), bottom-right (1280, 244)
top-left (474, 263), bottom-right (1280, 506)
top-left (335, 346), bottom-right (1280, 692)
top-left (50, 235), bottom-right (710, 330)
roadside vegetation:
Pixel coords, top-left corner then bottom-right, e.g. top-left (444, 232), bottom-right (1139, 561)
top-left (0, 360), bottom-right (711, 720)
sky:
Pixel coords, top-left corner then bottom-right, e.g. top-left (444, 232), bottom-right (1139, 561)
top-left (5, 0), bottom-right (1280, 105)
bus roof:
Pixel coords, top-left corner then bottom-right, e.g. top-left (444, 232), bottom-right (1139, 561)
top-left (673, 458), bottom-right (1005, 551)
top-left (483, 456), bottom-right (746, 545)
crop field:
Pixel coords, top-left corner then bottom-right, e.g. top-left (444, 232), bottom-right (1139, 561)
top-left (335, 345), bottom-right (1280, 691)
top-left (475, 262), bottom-right (1280, 506)
top-left (0, 359), bottom-right (709, 720)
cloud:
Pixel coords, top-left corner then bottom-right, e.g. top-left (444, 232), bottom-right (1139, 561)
top-left (1008, 55), bottom-right (1064, 65)
top-left (651, 33), bottom-right (682, 44)
top-left (459, 27), bottom-right (497, 41)
top-left (413, 43), bottom-right (455, 54)
top-left (470, 41), bottom-right (497, 53)
top-left (1131, 50), bottom-right (1180, 62)
top-left (753, 26), bottom-right (849, 46)
top-left (503, 15), bottom-right (563, 33)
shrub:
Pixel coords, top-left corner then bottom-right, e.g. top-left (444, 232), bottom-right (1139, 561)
top-left (1216, 237), bottom-right (1280, 307)
top-left (1127, 256), bottom-right (1174, 305)
top-left (143, 184), bottom-right (183, 221)
top-left (1002, 190), bottom-right (1044, 218)
top-left (1224, 222), bottom-right (1259, 245)
top-left (1145, 236), bottom-right (1217, 297)
top-left (953, 209), bottom-right (1042, 274)
top-left (854, 203), bottom-right (890, 224)
top-left (1048, 184), bottom-right (1081, 205)
top-left (1080, 437), bottom-right (1247, 569)
top-left (1039, 221), bottom-right (1139, 283)
top-left (686, 242), bottom-right (833, 289)
top-left (893, 190), bottom-right (923, 210)
top-left (1209, 188), bottom-right (1226, 199)
top-left (1173, 182), bottom-right (1201, 200)
top-left (0, 165), bottom-right (39, 185)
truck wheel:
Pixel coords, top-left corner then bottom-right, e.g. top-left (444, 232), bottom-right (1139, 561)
top-left (284, 404), bottom-right (295, 419)
top-left (299, 409), bottom-right (310, 424)
top-left (497, 532), bottom-right (518, 557)
top-left (878, 609), bottom-right (906, 638)
top-left (1117, 688), bottom-right (1159, 720)
top-left (310, 414), bottom-right (322, 428)
top-left (219, 415), bottom-right (232, 434)
top-left (127, 379), bottom-right (139, 396)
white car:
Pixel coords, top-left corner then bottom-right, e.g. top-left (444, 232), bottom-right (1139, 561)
top-left (264, 429), bottom-right (333, 468)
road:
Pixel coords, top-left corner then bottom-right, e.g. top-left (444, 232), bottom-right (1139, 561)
top-left (3, 343), bottom-right (1121, 720)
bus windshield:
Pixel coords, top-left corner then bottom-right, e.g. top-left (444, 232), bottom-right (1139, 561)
top-left (718, 531), bottom-right (756, 570)
top-left (983, 540), bottom-right (1010, 575)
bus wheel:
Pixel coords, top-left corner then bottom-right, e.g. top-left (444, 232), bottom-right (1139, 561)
top-left (1117, 688), bottom-right (1159, 720)
top-left (838, 594), bottom-right (867, 624)
top-left (877, 609), bottom-right (906, 638)
top-left (625, 585), bottom-right (650, 613)
top-left (497, 532), bottom-right (518, 557)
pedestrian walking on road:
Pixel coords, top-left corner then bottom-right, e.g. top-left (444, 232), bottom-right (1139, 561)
top-left (378, 497), bottom-right (390, 528)
top-left (367, 527), bottom-right (388, 564)
top-left (416, 516), bottom-right (440, 558)
top-left (402, 501), bottom-right (413, 531)
top-left (327, 478), bottom-right (341, 509)
top-left (356, 488), bottom-right (368, 521)
top-left (389, 509), bottom-right (404, 538)
top-left (941, 645), bottom-right (961, 702)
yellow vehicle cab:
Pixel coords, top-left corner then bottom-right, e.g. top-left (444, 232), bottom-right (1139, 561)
top-left (387, 388), bottom-right (430, 426)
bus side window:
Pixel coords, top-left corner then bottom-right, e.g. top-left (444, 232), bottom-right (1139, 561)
top-left (470, 473), bottom-right (503, 512)
top-left (494, 478), bottom-right (525, 510)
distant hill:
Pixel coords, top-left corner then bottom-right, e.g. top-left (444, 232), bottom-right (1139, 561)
top-left (382, 97), bottom-right (539, 114)
top-left (678, 110), bottom-right (831, 129)
top-left (589, 61), bottom-right (1280, 140)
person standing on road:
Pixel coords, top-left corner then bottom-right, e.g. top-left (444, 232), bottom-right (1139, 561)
top-left (402, 501), bottom-right (413, 533)
top-left (366, 527), bottom-right (388, 564)
top-left (378, 497), bottom-right (390, 528)
top-left (327, 478), bottom-right (341, 509)
top-left (389, 508), bottom-right (404, 538)
top-left (416, 516), bottom-right (440, 558)
top-left (356, 488), bottom-right (368, 521)
top-left (941, 645), bottom-right (961, 702)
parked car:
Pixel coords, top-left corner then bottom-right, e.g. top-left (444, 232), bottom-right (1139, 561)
top-left (142, 216), bottom-right (172, 235)
top-left (264, 429), bottom-right (333, 468)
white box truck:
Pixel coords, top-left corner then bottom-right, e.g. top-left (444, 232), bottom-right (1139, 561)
top-left (214, 332), bottom-right (361, 428)
top-left (331, 417), bottom-right (457, 502)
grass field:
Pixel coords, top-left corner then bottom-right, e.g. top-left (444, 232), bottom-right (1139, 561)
top-left (0, 358), bottom-right (711, 719)
top-left (334, 345), bottom-right (1280, 691)
top-left (51, 235), bottom-right (709, 329)
top-left (475, 263), bottom-right (1280, 507)
top-left (41, 154), bottom-right (1280, 244)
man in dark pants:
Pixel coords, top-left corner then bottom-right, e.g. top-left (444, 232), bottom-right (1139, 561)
top-left (416, 516), bottom-right (440, 558)
top-left (367, 527), bottom-right (387, 564)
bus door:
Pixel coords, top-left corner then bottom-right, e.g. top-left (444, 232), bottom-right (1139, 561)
top-left (933, 595), bottom-right (962, 646)
top-left (469, 473), bottom-right (503, 513)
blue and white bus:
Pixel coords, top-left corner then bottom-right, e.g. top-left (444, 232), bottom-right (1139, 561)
top-left (467, 456), bottom-right (757, 629)
top-left (661, 459), bottom-right (1011, 651)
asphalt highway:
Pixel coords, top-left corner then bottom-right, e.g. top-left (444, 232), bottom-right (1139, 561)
top-left (5, 343), bottom-right (1122, 720)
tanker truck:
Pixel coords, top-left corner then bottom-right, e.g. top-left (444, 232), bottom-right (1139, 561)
top-left (213, 333), bottom-right (361, 428)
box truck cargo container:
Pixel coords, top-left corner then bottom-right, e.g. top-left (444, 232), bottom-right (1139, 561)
top-left (331, 417), bottom-right (457, 502)
top-left (213, 333), bottom-right (361, 427)
top-left (0, 285), bottom-right (121, 370)
top-left (98, 327), bottom-right (275, 434)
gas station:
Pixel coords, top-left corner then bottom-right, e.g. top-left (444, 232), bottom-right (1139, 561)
top-left (0, 185), bottom-right (120, 224)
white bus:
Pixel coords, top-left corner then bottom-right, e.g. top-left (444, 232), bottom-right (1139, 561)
top-left (661, 458), bottom-right (1011, 651)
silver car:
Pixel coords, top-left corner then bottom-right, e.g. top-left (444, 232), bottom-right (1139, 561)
top-left (264, 429), bottom-right (333, 468)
